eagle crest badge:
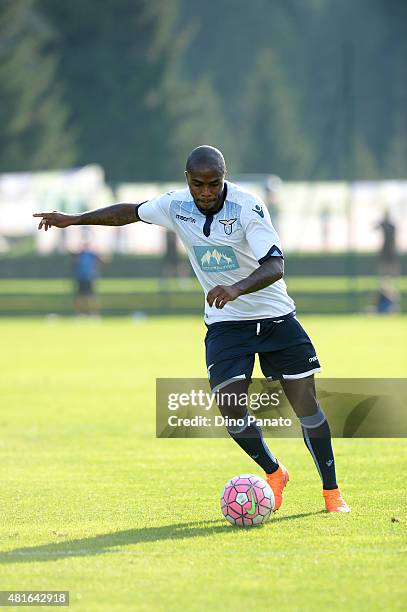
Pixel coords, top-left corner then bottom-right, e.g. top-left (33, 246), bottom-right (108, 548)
top-left (219, 218), bottom-right (237, 235)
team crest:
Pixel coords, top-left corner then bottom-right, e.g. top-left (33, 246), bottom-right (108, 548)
top-left (219, 218), bottom-right (237, 235)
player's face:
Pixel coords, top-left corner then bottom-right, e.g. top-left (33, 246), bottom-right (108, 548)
top-left (185, 167), bottom-right (225, 213)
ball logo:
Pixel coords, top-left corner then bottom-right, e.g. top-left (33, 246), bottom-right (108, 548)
top-left (246, 488), bottom-right (257, 515)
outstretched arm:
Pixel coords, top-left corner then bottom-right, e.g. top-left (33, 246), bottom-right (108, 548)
top-left (207, 257), bottom-right (284, 309)
top-left (33, 203), bottom-right (140, 231)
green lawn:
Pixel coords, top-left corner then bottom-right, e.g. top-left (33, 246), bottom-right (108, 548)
top-left (0, 276), bottom-right (406, 293)
top-left (0, 316), bottom-right (406, 611)
top-left (1, 277), bottom-right (405, 316)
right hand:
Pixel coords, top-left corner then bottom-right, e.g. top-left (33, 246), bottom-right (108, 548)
top-left (33, 211), bottom-right (76, 231)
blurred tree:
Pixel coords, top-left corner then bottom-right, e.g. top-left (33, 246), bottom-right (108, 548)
top-left (304, 0), bottom-right (407, 180)
top-left (385, 103), bottom-right (407, 179)
top-left (40, 0), bottom-right (229, 181)
top-left (179, 0), bottom-right (407, 180)
top-left (0, 0), bottom-right (76, 171)
top-left (177, 0), bottom-right (305, 173)
top-left (379, 0), bottom-right (407, 178)
top-left (3, 0), bottom-right (405, 180)
top-left (241, 48), bottom-right (313, 178)
top-left (163, 74), bottom-right (233, 177)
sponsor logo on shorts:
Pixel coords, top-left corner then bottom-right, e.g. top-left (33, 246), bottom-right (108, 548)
top-left (309, 355), bottom-right (319, 362)
top-left (193, 245), bottom-right (239, 272)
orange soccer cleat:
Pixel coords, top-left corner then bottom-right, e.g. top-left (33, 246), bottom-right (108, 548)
top-left (266, 464), bottom-right (290, 511)
top-left (323, 488), bottom-right (351, 513)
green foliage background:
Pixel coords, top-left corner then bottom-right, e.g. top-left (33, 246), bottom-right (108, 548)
top-left (1, 0), bottom-right (406, 181)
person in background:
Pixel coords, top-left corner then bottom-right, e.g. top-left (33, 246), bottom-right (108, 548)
top-left (372, 211), bottom-right (400, 314)
top-left (72, 241), bottom-right (105, 316)
top-left (376, 211), bottom-right (399, 280)
top-left (162, 229), bottom-right (179, 280)
top-left (375, 281), bottom-right (400, 314)
top-left (160, 229), bottom-right (192, 288)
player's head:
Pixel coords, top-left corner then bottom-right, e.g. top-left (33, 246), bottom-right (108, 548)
top-left (185, 146), bottom-right (226, 213)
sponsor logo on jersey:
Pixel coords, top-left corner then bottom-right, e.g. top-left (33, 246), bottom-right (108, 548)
top-left (252, 204), bottom-right (264, 218)
top-left (193, 245), bottom-right (239, 272)
top-left (219, 218), bottom-right (237, 235)
top-left (176, 214), bottom-right (196, 223)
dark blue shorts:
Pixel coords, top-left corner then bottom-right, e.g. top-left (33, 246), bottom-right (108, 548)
top-left (205, 312), bottom-right (321, 391)
top-left (76, 279), bottom-right (95, 295)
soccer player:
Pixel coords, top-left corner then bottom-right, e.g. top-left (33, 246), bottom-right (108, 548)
top-left (34, 146), bottom-right (350, 513)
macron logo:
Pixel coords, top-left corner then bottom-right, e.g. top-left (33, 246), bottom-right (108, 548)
top-left (252, 204), bottom-right (264, 218)
top-left (176, 214), bottom-right (196, 223)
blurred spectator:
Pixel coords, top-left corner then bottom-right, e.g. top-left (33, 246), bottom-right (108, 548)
top-left (365, 280), bottom-right (400, 315)
top-left (161, 230), bottom-right (191, 287)
top-left (162, 230), bottom-right (179, 280)
top-left (72, 241), bottom-right (105, 316)
top-left (376, 211), bottom-right (400, 279)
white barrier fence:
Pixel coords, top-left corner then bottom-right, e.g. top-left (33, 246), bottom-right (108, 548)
top-left (0, 166), bottom-right (406, 255)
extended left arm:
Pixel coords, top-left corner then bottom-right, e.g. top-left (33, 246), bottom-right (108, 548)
top-left (206, 256), bottom-right (284, 309)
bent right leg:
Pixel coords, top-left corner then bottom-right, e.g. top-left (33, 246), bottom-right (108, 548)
top-left (214, 377), bottom-right (280, 475)
top-left (205, 323), bottom-right (289, 509)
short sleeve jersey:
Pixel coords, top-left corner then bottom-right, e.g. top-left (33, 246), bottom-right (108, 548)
top-left (137, 181), bottom-right (295, 323)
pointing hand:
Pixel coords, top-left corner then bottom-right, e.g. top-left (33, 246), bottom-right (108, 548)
top-left (33, 211), bottom-right (76, 231)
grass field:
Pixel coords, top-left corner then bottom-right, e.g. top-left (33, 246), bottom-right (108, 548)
top-left (0, 277), bottom-right (405, 316)
top-left (1, 276), bottom-right (407, 293)
top-left (0, 315), bottom-right (406, 611)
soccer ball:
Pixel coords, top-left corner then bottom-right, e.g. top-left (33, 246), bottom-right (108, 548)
top-left (220, 474), bottom-right (274, 527)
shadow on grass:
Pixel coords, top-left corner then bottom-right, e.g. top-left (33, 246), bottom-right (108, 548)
top-left (0, 512), bottom-right (323, 563)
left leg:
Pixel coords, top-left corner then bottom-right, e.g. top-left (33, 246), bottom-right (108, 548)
top-left (280, 375), bottom-right (338, 490)
top-left (280, 375), bottom-right (350, 512)
top-left (258, 314), bottom-right (350, 512)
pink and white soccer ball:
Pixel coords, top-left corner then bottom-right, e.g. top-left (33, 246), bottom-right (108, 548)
top-left (220, 474), bottom-right (275, 527)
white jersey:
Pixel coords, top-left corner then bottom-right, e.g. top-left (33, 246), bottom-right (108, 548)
top-left (137, 181), bottom-right (295, 324)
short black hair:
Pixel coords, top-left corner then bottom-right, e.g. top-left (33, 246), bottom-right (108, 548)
top-left (186, 146), bottom-right (226, 174)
